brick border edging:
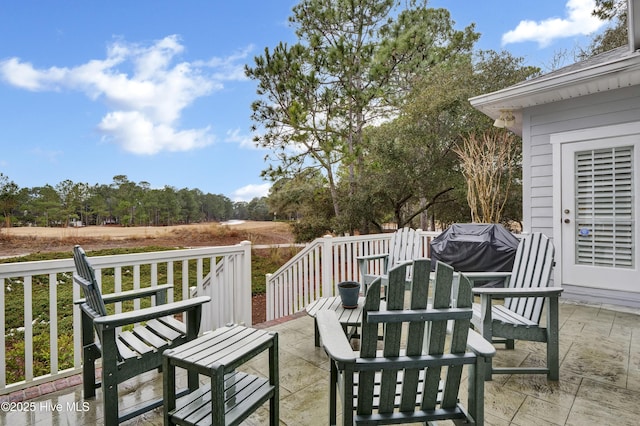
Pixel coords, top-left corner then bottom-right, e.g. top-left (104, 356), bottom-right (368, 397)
top-left (0, 313), bottom-right (303, 403)
top-left (0, 373), bottom-right (85, 404)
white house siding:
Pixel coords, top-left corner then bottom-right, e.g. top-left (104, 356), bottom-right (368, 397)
top-left (521, 84), bottom-right (640, 307)
top-left (524, 85), bottom-right (640, 232)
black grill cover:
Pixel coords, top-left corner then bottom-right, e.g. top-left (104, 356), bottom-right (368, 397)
top-left (430, 224), bottom-right (519, 277)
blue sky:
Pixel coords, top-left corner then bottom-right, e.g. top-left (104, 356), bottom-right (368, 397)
top-left (0, 0), bottom-right (610, 201)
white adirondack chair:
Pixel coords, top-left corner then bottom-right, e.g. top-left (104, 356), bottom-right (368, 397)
top-left (464, 233), bottom-right (563, 380)
top-left (357, 227), bottom-right (421, 294)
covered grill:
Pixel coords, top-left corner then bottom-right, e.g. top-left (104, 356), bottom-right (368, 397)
top-left (430, 223), bottom-right (519, 286)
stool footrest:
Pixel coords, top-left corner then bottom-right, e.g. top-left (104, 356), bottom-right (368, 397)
top-left (169, 371), bottom-right (276, 426)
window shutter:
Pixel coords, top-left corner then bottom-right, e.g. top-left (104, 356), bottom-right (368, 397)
top-left (575, 146), bottom-right (634, 268)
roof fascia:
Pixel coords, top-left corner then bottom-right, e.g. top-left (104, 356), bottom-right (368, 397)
top-left (470, 52), bottom-right (640, 111)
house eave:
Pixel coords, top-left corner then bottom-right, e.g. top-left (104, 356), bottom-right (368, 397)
top-left (470, 50), bottom-right (640, 135)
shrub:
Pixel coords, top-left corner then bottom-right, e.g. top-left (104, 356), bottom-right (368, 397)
top-left (292, 218), bottom-right (332, 242)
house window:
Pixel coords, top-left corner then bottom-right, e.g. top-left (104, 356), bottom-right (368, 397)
top-left (575, 146), bottom-right (634, 268)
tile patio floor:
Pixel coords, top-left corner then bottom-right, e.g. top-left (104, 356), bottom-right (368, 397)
top-left (1, 300), bottom-right (639, 425)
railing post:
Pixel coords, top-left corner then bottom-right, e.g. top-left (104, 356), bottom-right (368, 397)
top-left (321, 234), bottom-right (334, 297)
top-left (73, 276), bottom-right (82, 374)
top-left (24, 276), bottom-right (33, 383)
top-left (49, 272), bottom-right (59, 375)
top-left (240, 240), bottom-right (252, 326)
top-left (265, 273), bottom-right (273, 321)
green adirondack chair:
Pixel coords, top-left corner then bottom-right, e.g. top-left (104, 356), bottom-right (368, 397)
top-left (357, 227), bottom-right (421, 294)
top-left (317, 259), bottom-right (495, 425)
top-left (464, 233), bottom-right (563, 380)
top-left (72, 245), bottom-right (210, 425)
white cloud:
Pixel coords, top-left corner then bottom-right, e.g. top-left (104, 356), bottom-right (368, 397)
top-left (232, 183), bottom-right (271, 202)
top-left (225, 128), bottom-right (258, 149)
top-left (196, 45), bottom-right (253, 81)
top-left (98, 111), bottom-right (213, 155)
top-left (0, 57), bottom-right (67, 91)
top-left (0, 35), bottom-right (251, 155)
top-left (502, 0), bottom-right (605, 48)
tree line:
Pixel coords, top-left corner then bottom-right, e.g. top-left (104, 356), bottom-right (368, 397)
top-left (0, 173), bottom-right (271, 228)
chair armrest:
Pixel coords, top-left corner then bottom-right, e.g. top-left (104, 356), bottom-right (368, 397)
top-left (316, 310), bottom-right (356, 363)
top-left (462, 271), bottom-right (512, 280)
top-left (357, 253), bottom-right (391, 278)
top-left (462, 271), bottom-right (512, 286)
top-left (466, 329), bottom-right (496, 358)
top-left (93, 296), bottom-right (210, 329)
top-left (473, 287), bottom-right (564, 298)
top-left (356, 253), bottom-right (389, 262)
top-left (75, 283), bottom-right (174, 305)
top-left (102, 284), bottom-right (174, 304)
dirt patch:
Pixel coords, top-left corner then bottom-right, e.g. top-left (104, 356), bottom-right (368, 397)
top-left (0, 221), bottom-right (294, 324)
top-left (251, 293), bottom-right (268, 324)
top-left (0, 221), bottom-right (293, 256)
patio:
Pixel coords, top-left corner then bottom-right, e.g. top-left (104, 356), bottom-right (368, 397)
top-left (1, 299), bottom-right (639, 425)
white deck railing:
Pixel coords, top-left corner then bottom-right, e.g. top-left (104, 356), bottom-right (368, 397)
top-left (0, 242), bottom-right (251, 395)
top-left (265, 231), bottom-right (440, 321)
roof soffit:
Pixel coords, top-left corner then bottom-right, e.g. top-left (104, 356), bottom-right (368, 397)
top-left (469, 50), bottom-right (640, 135)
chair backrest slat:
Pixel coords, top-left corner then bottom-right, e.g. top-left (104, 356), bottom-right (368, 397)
top-left (357, 277), bottom-right (383, 414)
top-left (420, 261), bottom-right (454, 410)
top-left (356, 259), bottom-right (473, 419)
top-left (388, 227), bottom-right (421, 269)
top-left (376, 264), bottom-right (407, 414)
top-left (505, 233), bottom-right (555, 323)
top-left (73, 245), bottom-right (108, 317)
top-left (441, 273), bottom-right (472, 408)
top-left (399, 258), bottom-right (431, 411)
